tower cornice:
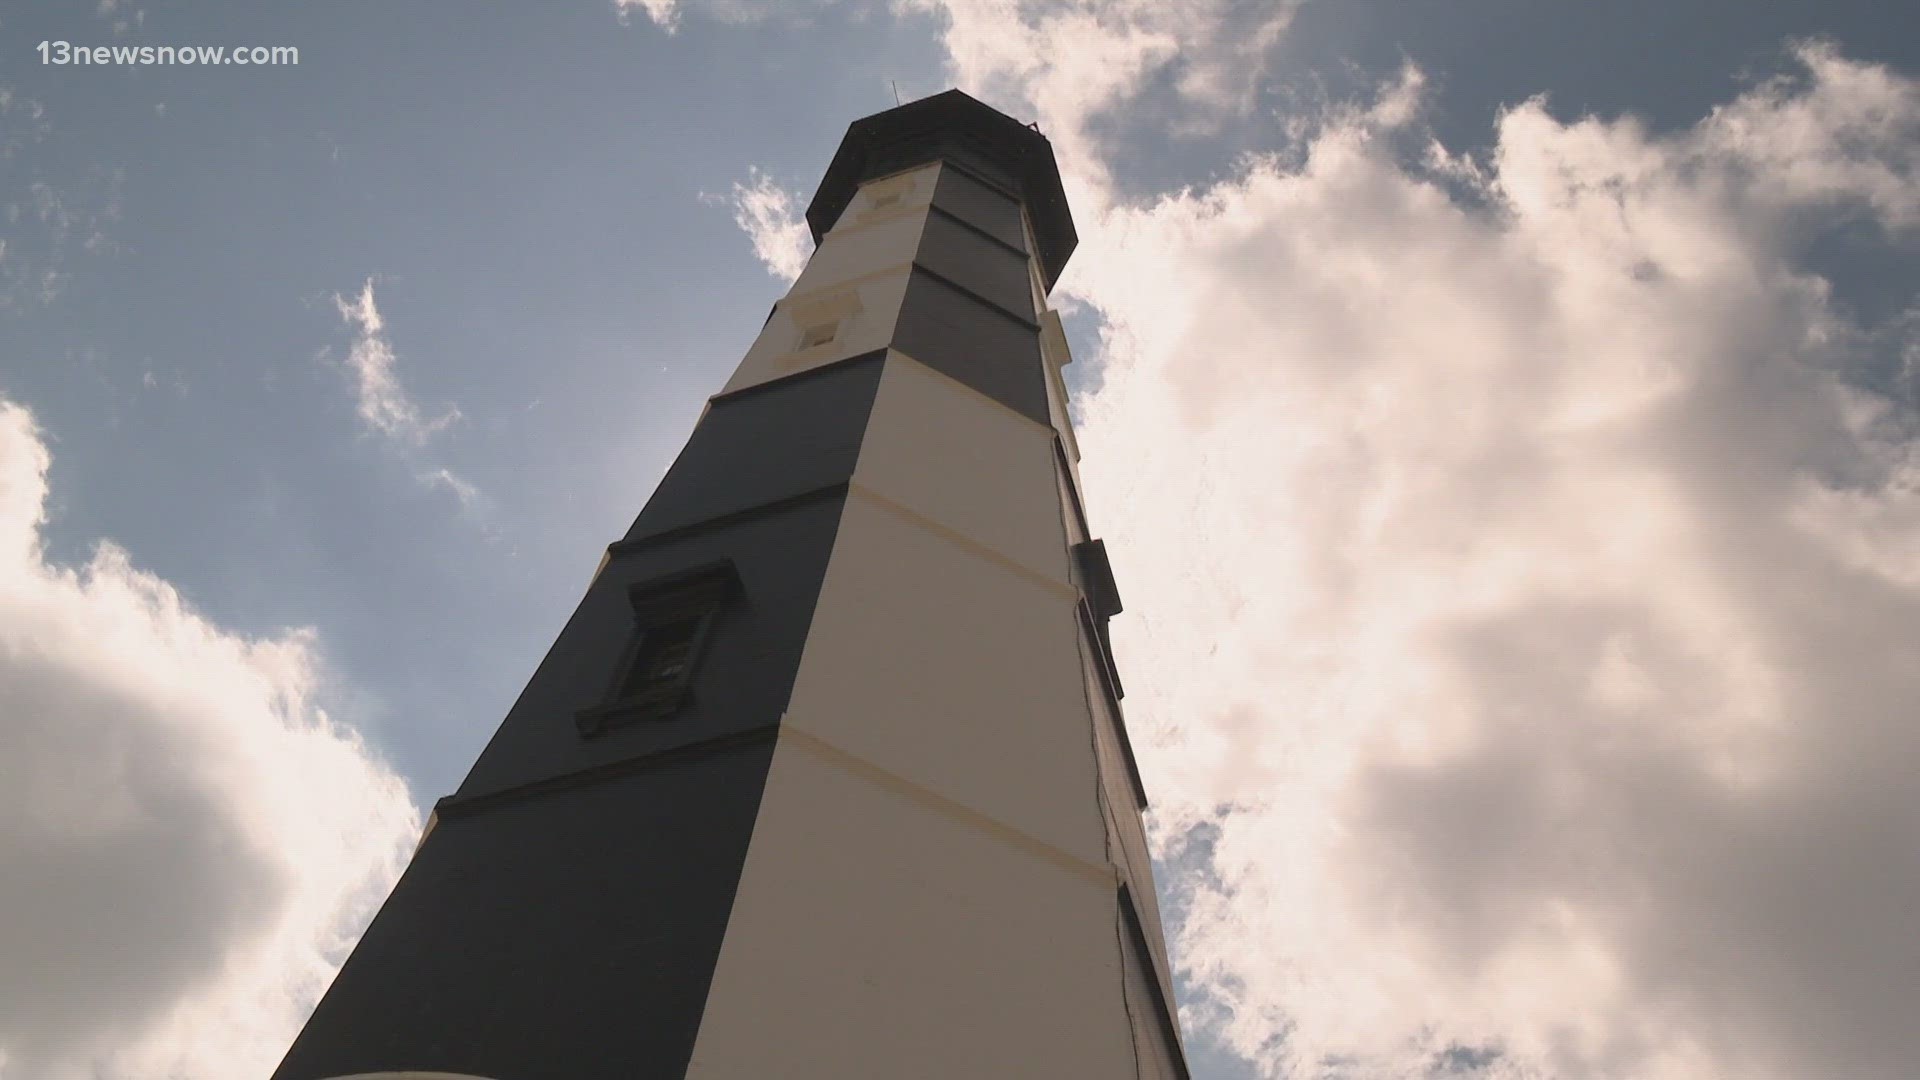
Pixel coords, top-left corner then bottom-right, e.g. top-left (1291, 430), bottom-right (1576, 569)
top-left (804, 88), bottom-right (1078, 291)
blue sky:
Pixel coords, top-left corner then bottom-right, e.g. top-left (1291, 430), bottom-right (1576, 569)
top-left (3, 2), bottom-right (954, 800)
top-left (2, 3), bottom-right (1918, 1079)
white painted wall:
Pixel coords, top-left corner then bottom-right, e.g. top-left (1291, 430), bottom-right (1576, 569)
top-left (718, 167), bottom-right (945, 396)
top-left (685, 729), bottom-right (1133, 1079)
top-left (720, 269), bottom-right (911, 395)
top-left (853, 353), bottom-right (1070, 583)
top-left (780, 486), bottom-right (1102, 865)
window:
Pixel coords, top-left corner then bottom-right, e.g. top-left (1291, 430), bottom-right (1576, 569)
top-left (576, 560), bottom-right (739, 736)
top-left (785, 287), bottom-right (861, 360)
top-left (798, 320), bottom-right (839, 350)
top-left (1072, 538), bottom-right (1122, 620)
top-left (616, 613), bottom-right (704, 698)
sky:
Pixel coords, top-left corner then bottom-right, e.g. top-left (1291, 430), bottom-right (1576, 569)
top-left (1, 2), bottom-right (1917, 1079)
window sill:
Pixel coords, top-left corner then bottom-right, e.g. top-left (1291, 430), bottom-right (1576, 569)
top-left (574, 689), bottom-right (691, 737)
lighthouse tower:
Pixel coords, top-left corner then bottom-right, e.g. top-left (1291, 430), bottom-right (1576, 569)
top-left (272, 89), bottom-right (1188, 1080)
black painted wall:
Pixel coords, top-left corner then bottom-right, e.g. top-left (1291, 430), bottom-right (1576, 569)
top-left (892, 269), bottom-right (1048, 424)
top-left (271, 743), bottom-right (777, 1080)
top-left (627, 353), bottom-right (886, 540)
top-left (930, 165), bottom-right (1029, 253)
top-left (271, 361), bottom-right (884, 1080)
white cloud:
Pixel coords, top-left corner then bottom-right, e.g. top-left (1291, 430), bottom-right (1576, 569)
top-left (613, 0), bottom-right (681, 31)
top-left (332, 279), bottom-right (460, 445)
top-left (426, 466), bottom-right (482, 510)
top-left (899, 0), bottom-right (1304, 194)
top-left (0, 400), bottom-right (419, 1080)
top-left (712, 0), bottom-right (1305, 280)
top-left (1700, 43), bottom-right (1920, 228)
top-left (331, 279), bottom-right (482, 511)
top-left (615, 0), bottom-right (842, 30)
top-left (714, 168), bottom-right (813, 284)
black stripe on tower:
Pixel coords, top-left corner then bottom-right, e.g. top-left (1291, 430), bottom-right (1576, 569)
top-left (272, 739), bottom-right (780, 1080)
top-left (270, 357), bottom-right (888, 1080)
top-left (886, 163), bottom-right (1052, 427)
top-left (929, 163), bottom-right (1031, 254)
top-left (808, 93), bottom-right (1075, 427)
top-left (805, 89), bottom-right (1076, 291)
top-left (893, 266), bottom-right (1049, 424)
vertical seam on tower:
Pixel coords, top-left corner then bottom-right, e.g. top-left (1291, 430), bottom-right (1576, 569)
top-left (1091, 638), bottom-right (1146, 1080)
top-left (1117, 881), bottom-right (1146, 1080)
top-left (1065, 436), bottom-right (1144, 1079)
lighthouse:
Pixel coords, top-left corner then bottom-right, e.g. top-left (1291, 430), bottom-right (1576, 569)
top-left (272, 89), bottom-right (1188, 1080)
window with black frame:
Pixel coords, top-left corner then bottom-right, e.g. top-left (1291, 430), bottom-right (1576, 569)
top-left (575, 560), bottom-right (739, 736)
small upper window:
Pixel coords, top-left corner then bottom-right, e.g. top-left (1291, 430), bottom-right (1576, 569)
top-left (798, 320), bottom-right (839, 350)
top-left (576, 560), bottom-right (739, 736)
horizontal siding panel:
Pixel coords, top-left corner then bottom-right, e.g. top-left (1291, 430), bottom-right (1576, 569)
top-left (891, 270), bottom-right (1049, 423)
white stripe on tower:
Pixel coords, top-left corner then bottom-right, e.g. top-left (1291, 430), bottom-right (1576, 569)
top-left (684, 156), bottom-right (1158, 1075)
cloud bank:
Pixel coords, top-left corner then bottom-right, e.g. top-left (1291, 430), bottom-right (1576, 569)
top-left (0, 401), bottom-right (419, 1080)
top-left (713, 4), bottom-right (1920, 1076)
top-left (1073, 38), bottom-right (1920, 1080)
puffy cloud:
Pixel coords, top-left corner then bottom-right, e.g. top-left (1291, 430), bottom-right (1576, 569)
top-left (898, 0), bottom-right (1303, 196)
top-left (717, 168), bottom-right (812, 284)
top-left (1698, 43), bottom-right (1920, 228)
top-left (0, 401), bottom-right (419, 1079)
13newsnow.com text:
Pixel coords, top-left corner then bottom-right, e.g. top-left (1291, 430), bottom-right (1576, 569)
top-left (37, 41), bottom-right (300, 66)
